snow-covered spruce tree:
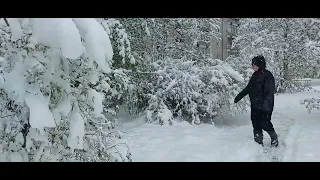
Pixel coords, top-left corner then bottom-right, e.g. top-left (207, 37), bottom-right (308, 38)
top-left (111, 18), bottom-right (154, 115)
top-left (97, 18), bottom-right (139, 119)
top-left (0, 18), bottom-right (132, 162)
top-left (232, 18), bottom-right (317, 93)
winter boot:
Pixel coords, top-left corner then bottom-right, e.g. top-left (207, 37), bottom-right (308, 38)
top-left (253, 130), bottom-right (263, 146)
top-left (267, 131), bottom-right (278, 147)
top-left (271, 139), bottom-right (279, 147)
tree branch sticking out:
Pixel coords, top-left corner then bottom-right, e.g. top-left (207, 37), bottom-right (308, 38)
top-left (0, 18), bottom-right (9, 26)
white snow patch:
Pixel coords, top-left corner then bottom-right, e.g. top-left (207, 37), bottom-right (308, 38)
top-left (52, 97), bottom-right (72, 124)
top-left (25, 86), bottom-right (56, 129)
top-left (1, 59), bottom-right (27, 103)
top-left (68, 108), bottom-right (85, 150)
top-left (15, 133), bottom-right (24, 145)
top-left (0, 19), bottom-right (8, 27)
top-left (89, 70), bottom-right (99, 84)
top-left (0, 56), bottom-right (4, 63)
top-left (72, 18), bottom-right (113, 73)
top-left (120, 87), bottom-right (320, 162)
top-left (88, 89), bottom-right (104, 117)
top-left (123, 121), bottom-right (262, 162)
top-left (157, 108), bottom-right (173, 125)
top-left (7, 18), bottom-right (23, 41)
top-left (29, 18), bottom-right (60, 47)
top-left (29, 18), bottom-right (83, 59)
top-left (9, 152), bottom-right (23, 162)
top-left (220, 65), bottom-right (244, 83)
top-left (56, 19), bottom-right (84, 59)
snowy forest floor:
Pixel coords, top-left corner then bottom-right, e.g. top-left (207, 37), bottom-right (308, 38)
top-left (118, 80), bottom-right (320, 162)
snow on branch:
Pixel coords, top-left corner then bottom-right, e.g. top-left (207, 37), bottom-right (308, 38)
top-left (145, 57), bottom-right (246, 125)
top-left (0, 18), bottom-right (131, 162)
top-left (0, 18), bottom-right (9, 26)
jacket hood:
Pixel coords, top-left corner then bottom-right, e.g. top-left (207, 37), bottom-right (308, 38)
top-left (252, 55), bottom-right (266, 69)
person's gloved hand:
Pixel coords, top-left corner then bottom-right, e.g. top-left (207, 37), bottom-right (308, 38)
top-left (234, 95), bottom-right (241, 103)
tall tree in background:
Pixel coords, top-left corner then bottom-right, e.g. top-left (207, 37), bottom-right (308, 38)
top-left (231, 18), bottom-right (320, 93)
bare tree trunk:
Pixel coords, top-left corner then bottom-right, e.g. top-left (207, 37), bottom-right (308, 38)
top-left (278, 52), bottom-right (290, 93)
top-left (278, 24), bottom-right (292, 93)
top-left (283, 59), bottom-right (290, 81)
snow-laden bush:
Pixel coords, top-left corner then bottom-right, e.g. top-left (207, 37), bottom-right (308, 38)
top-left (225, 55), bottom-right (253, 83)
top-left (145, 57), bottom-right (247, 125)
top-left (300, 84), bottom-right (320, 114)
top-left (111, 18), bottom-right (223, 119)
top-left (300, 97), bottom-right (320, 114)
top-left (0, 18), bottom-right (132, 162)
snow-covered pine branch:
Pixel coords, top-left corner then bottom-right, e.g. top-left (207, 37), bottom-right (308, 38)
top-left (100, 19), bottom-right (136, 68)
top-left (0, 18), bottom-right (132, 162)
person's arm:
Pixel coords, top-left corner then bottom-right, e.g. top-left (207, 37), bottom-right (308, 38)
top-left (234, 79), bottom-right (251, 103)
top-left (261, 73), bottom-right (275, 112)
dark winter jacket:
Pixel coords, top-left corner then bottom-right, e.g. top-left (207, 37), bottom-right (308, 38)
top-left (234, 57), bottom-right (275, 112)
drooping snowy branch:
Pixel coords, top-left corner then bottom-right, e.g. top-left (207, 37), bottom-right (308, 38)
top-left (0, 18), bottom-right (132, 162)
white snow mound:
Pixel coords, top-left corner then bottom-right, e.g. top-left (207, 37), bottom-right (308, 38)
top-left (25, 86), bottom-right (56, 129)
top-left (29, 18), bottom-right (83, 59)
top-left (68, 108), bottom-right (85, 150)
top-left (72, 18), bottom-right (114, 73)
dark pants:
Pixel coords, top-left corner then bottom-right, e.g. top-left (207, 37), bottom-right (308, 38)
top-left (251, 108), bottom-right (278, 146)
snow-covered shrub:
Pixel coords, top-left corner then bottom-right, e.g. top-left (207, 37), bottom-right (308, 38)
top-left (145, 57), bottom-right (247, 125)
top-left (0, 18), bottom-right (131, 162)
top-left (300, 97), bottom-right (320, 114)
top-left (225, 56), bottom-right (253, 83)
top-left (115, 18), bottom-right (222, 118)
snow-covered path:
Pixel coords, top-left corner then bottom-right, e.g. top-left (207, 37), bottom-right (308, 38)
top-left (282, 88), bottom-right (320, 162)
top-left (120, 86), bottom-right (320, 162)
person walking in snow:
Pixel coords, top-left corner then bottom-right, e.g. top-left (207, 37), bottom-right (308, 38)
top-left (234, 55), bottom-right (278, 147)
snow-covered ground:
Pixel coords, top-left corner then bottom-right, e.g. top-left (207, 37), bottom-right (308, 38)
top-left (119, 81), bottom-right (320, 162)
